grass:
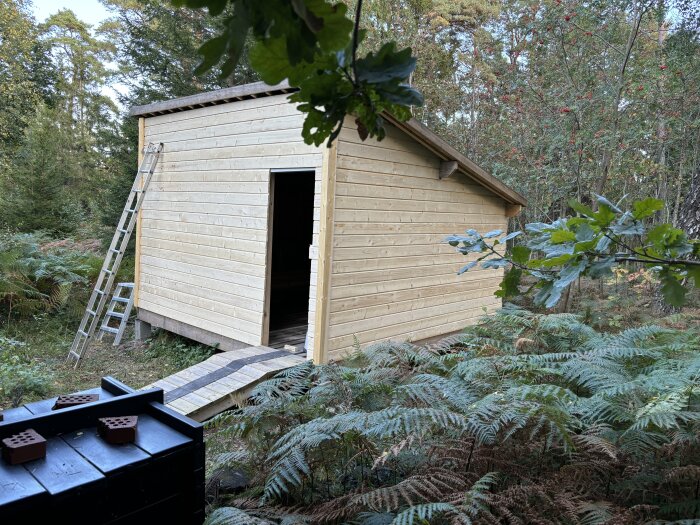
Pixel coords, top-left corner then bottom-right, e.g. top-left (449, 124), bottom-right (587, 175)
top-left (0, 297), bottom-right (213, 410)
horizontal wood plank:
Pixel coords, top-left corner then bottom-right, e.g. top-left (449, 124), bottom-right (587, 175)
top-left (327, 122), bottom-right (508, 356)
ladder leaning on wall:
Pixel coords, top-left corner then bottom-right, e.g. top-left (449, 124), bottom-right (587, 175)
top-left (66, 142), bottom-right (164, 368)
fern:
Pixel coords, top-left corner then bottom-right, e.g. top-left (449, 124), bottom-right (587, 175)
top-left (391, 503), bottom-right (457, 525)
top-left (206, 307), bottom-right (700, 523)
top-left (0, 232), bottom-right (92, 318)
top-left (577, 502), bottom-right (613, 525)
top-left (205, 507), bottom-right (273, 525)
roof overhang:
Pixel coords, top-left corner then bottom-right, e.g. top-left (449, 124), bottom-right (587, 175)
top-left (129, 81), bottom-right (526, 206)
top-left (382, 114), bottom-right (527, 206)
top-left (128, 81), bottom-right (294, 117)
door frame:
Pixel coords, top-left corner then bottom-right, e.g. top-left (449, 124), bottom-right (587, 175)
top-left (261, 172), bottom-right (275, 346)
top-left (261, 168), bottom-right (317, 347)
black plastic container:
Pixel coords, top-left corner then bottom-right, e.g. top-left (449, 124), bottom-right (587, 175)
top-left (0, 377), bottom-right (204, 524)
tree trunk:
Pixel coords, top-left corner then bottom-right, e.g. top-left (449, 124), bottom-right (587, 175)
top-left (593, 4), bottom-right (646, 204)
top-left (678, 168), bottom-right (700, 239)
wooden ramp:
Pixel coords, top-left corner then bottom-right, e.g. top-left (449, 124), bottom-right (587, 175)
top-left (143, 346), bottom-right (305, 422)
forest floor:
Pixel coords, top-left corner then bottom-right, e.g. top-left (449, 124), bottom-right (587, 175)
top-left (519, 269), bottom-right (700, 331)
top-left (3, 270), bottom-right (699, 411)
top-left (0, 310), bottom-right (213, 410)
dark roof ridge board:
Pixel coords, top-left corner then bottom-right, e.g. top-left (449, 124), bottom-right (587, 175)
top-left (128, 80), bottom-right (293, 117)
top-left (129, 81), bottom-right (526, 206)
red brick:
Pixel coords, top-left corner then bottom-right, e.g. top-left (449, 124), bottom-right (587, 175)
top-left (2, 428), bottom-right (47, 465)
top-left (52, 393), bottom-right (99, 410)
top-left (98, 416), bottom-right (138, 444)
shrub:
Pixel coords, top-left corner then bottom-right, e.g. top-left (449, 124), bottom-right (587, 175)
top-left (0, 336), bottom-right (52, 407)
top-left (206, 307), bottom-right (700, 524)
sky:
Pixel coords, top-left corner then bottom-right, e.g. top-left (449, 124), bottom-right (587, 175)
top-left (31, 0), bottom-right (110, 26)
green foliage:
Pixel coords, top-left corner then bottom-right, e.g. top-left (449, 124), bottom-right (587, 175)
top-left (206, 307), bottom-right (700, 523)
top-left (171, 0), bottom-right (422, 145)
top-left (449, 196), bottom-right (700, 308)
top-left (102, 0), bottom-right (257, 102)
top-left (0, 0), bottom-right (53, 169)
top-left (0, 335), bottom-right (52, 407)
top-left (0, 232), bottom-right (95, 319)
top-left (0, 7), bottom-right (120, 236)
top-left (0, 105), bottom-right (85, 235)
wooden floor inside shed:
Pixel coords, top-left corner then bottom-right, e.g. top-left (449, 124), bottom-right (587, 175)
top-left (268, 311), bottom-right (308, 350)
top-left (143, 346), bottom-right (305, 422)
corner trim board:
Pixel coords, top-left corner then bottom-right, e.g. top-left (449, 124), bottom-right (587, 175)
top-left (313, 141), bottom-right (338, 364)
top-left (133, 117), bottom-right (145, 308)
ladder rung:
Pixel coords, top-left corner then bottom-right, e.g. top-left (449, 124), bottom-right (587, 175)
top-left (86, 309), bottom-right (96, 316)
top-left (112, 297), bottom-right (129, 303)
top-left (101, 326), bottom-right (119, 334)
top-left (107, 311), bottom-right (125, 319)
top-left (109, 249), bottom-right (120, 254)
top-left (127, 208), bottom-right (137, 213)
top-left (117, 228), bottom-right (128, 233)
top-left (68, 351), bottom-right (81, 359)
top-left (103, 270), bottom-right (113, 275)
top-left (94, 289), bottom-right (105, 295)
top-left (78, 330), bottom-right (88, 337)
top-left (118, 283), bottom-right (135, 288)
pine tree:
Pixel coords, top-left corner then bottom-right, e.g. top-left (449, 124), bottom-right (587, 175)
top-left (0, 106), bottom-right (83, 235)
top-left (0, 0), bottom-right (52, 169)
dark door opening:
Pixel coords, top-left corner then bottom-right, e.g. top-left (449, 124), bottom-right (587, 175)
top-left (267, 171), bottom-right (315, 349)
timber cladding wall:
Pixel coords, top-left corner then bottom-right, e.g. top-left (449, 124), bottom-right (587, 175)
top-left (136, 94), bottom-right (322, 347)
top-left (325, 119), bottom-right (508, 361)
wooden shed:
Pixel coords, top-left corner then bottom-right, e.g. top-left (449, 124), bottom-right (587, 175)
top-left (128, 81), bottom-right (526, 363)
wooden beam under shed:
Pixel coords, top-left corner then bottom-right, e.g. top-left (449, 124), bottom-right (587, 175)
top-left (439, 160), bottom-right (459, 179)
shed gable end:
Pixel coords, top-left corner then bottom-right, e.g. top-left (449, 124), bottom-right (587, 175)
top-left (323, 118), bottom-right (508, 360)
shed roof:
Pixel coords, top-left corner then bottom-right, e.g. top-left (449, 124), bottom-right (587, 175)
top-left (129, 81), bottom-right (526, 206)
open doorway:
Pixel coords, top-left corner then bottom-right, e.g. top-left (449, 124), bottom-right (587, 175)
top-left (267, 170), bottom-right (315, 350)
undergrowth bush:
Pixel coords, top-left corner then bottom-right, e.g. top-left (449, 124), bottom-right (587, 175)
top-left (0, 336), bottom-right (52, 407)
top-left (144, 331), bottom-right (214, 369)
top-left (0, 232), bottom-right (98, 319)
top-left (207, 306), bottom-right (700, 524)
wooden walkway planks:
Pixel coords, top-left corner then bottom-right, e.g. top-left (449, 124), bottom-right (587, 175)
top-left (143, 345), bottom-right (305, 421)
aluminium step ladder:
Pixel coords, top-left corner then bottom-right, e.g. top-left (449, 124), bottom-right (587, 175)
top-left (97, 282), bottom-right (135, 346)
top-left (67, 143), bottom-right (163, 367)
